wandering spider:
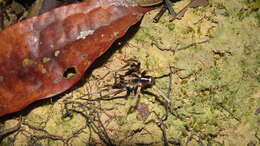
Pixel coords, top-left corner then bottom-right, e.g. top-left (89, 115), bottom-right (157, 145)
top-left (62, 59), bottom-right (185, 145)
top-left (111, 59), bottom-right (155, 97)
top-left (63, 58), bottom-right (183, 116)
top-left (74, 58), bottom-right (174, 103)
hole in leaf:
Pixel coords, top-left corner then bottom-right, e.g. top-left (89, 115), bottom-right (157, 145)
top-left (63, 67), bottom-right (77, 79)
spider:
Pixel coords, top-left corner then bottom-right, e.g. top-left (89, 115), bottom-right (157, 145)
top-left (111, 59), bottom-right (155, 97)
top-left (75, 59), bottom-right (164, 102)
top-left (69, 58), bottom-right (182, 116)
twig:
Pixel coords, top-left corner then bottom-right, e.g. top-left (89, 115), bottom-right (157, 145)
top-left (152, 111), bottom-right (169, 146)
top-left (22, 122), bottom-right (64, 141)
top-left (0, 120), bottom-right (21, 140)
top-left (152, 39), bottom-right (209, 55)
top-left (216, 103), bottom-right (241, 122)
top-left (153, 5), bottom-right (167, 23)
top-left (170, 0), bottom-right (209, 21)
top-left (164, 0), bottom-right (177, 17)
top-left (151, 41), bottom-right (176, 55)
top-left (177, 39), bottom-right (209, 51)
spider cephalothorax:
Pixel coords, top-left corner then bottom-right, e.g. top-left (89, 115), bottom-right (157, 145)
top-left (112, 60), bottom-right (156, 95)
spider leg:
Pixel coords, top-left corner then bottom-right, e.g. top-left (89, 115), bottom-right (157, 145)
top-left (78, 85), bottom-right (129, 101)
top-left (142, 64), bottom-right (176, 121)
top-left (89, 89), bottom-right (129, 101)
top-left (143, 90), bottom-right (169, 121)
top-left (98, 58), bottom-right (141, 81)
top-left (99, 63), bottom-right (132, 81)
top-left (127, 86), bottom-right (142, 114)
top-left (78, 86), bottom-right (113, 100)
top-left (103, 89), bottom-right (130, 100)
top-left (136, 85), bottom-right (142, 97)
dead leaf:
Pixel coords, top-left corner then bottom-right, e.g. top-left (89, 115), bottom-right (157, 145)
top-left (0, 0), bottom-right (150, 117)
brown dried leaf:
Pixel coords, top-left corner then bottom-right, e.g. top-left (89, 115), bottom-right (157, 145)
top-left (0, 0), bottom-right (150, 117)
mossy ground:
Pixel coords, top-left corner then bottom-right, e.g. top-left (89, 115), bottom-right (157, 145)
top-left (1, 0), bottom-right (260, 145)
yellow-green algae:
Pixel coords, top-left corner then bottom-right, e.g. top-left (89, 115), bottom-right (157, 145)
top-left (1, 0), bottom-right (260, 145)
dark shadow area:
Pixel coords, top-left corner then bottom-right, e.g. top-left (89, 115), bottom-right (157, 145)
top-left (15, 0), bottom-right (36, 8)
top-left (169, 0), bottom-right (182, 4)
